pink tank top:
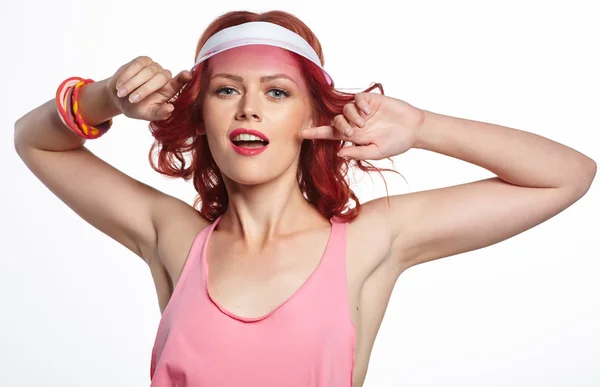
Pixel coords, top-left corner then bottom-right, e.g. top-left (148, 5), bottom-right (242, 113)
top-left (149, 215), bottom-right (356, 386)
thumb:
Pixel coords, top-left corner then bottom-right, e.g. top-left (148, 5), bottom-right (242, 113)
top-left (161, 70), bottom-right (193, 101)
top-left (155, 102), bottom-right (175, 121)
top-left (337, 143), bottom-right (382, 160)
top-left (152, 71), bottom-right (192, 121)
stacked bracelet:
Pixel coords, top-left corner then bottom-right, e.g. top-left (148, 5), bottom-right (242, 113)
top-left (56, 77), bottom-right (113, 139)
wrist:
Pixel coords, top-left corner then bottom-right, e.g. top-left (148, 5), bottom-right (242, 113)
top-left (413, 109), bottom-right (434, 150)
top-left (77, 79), bottom-right (122, 127)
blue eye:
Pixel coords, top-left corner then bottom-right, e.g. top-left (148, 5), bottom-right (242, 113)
top-left (214, 87), bottom-right (290, 100)
top-left (267, 89), bottom-right (290, 99)
top-left (215, 87), bottom-right (238, 96)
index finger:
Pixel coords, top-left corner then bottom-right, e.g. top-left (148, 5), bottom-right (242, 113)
top-left (299, 125), bottom-right (346, 140)
top-left (115, 56), bottom-right (154, 89)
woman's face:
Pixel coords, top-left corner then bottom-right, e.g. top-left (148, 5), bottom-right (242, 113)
top-left (201, 45), bottom-right (314, 186)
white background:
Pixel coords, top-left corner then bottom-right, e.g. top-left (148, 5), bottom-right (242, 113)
top-left (1, 0), bottom-right (598, 386)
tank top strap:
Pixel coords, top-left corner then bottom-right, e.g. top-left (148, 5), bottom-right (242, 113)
top-left (167, 217), bottom-right (219, 306)
top-left (315, 215), bottom-right (348, 276)
top-left (330, 215), bottom-right (348, 257)
top-left (198, 214), bottom-right (223, 281)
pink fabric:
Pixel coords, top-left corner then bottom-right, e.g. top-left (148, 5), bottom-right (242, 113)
top-left (150, 215), bottom-right (356, 386)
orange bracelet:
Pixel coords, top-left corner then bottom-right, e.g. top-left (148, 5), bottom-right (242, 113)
top-left (56, 77), bottom-right (112, 139)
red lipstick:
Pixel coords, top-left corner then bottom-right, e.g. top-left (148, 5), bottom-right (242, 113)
top-left (229, 128), bottom-right (270, 142)
top-left (229, 128), bottom-right (270, 157)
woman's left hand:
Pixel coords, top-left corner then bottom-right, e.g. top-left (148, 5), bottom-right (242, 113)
top-left (299, 93), bottom-right (425, 160)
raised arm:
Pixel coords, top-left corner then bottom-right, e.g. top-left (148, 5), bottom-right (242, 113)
top-left (14, 57), bottom-right (192, 263)
top-left (368, 110), bottom-right (596, 270)
top-left (300, 93), bottom-right (596, 273)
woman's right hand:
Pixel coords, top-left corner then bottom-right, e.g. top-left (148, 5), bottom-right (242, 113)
top-left (105, 56), bottom-right (193, 122)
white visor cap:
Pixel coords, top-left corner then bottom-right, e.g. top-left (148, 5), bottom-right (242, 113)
top-left (193, 21), bottom-right (333, 85)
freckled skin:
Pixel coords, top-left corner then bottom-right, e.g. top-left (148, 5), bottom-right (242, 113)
top-left (201, 45), bottom-right (315, 187)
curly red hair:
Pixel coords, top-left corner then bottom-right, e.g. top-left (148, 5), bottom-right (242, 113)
top-left (148, 10), bottom-right (401, 223)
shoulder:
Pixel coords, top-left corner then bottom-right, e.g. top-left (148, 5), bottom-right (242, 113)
top-left (140, 194), bottom-right (212, 312)
top-left (145, 193), bottom-right (211, 273)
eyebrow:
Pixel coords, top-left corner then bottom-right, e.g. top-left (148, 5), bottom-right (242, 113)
top-left (211, 73), bottom-right (298, 85)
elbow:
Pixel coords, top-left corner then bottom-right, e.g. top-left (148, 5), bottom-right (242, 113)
top-left (13, 118), bottom-right (27, 157)
top-left (14, 118), bottom-right (32, 158)
top-left (583, 156), bottom-right (597, 185)
top-left (586, 157), bottom-right (597, 187)
top-left (14, 120), bottom-right (23, 155)
top-left (569, 157), bottom-right (597, 198)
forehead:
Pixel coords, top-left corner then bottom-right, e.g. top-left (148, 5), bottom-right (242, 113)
top-left (207, 45), bottom-right (303, 80)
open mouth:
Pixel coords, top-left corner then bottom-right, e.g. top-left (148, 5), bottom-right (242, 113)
top-left (230, 134), bottom-right (269, 148)
top-left (231, 140), bottom-right (268, 148)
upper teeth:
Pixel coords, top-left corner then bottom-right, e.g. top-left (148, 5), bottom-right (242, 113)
top-left (232, 134), bottom-right (267, 142)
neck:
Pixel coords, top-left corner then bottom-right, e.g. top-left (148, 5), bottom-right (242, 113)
top-left (219, 168), bottom-right (326, 249)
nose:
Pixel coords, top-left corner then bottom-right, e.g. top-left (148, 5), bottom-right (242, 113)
top-left (235, 93), bottom-right (261, 122)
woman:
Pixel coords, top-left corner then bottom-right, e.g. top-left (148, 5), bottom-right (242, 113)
top-left (13, 9), bottom-right (596, 387)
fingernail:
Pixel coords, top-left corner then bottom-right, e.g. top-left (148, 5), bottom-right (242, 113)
top-left (345, 128), bottom-right (353, 136)
top-left (116, 82), bottom-right (124, 89)
top-left (129, 93), bottom-right (140, 103)
top-left (117, 88), bottom-right (127, 97)
top-left (356, 118), bottom-right (364, 127)
top-left (363, 107), bottom-right (371, 115)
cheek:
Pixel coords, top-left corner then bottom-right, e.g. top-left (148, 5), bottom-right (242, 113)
top-left (275, 103), bottom-right (312, 135)
top-left (202, 102), bottom-right (228, 131)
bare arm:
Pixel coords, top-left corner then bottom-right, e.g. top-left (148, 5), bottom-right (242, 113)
top-left (299, 90), bottom-right (595, 275)
top-left (369, 110), bottom-right (596, 270)
top-left (14, 76), bottom-right (164, 262)
top-left (14, 79), bottom-right (118, 151)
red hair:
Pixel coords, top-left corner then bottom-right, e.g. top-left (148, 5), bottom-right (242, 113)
top-left (148, 10), bottom-right (401, 223)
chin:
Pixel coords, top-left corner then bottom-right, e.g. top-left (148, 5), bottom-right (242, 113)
top-left (232, 168), bottom-right (266, 184)
top-left (212, 145), bottom-right (301, 186)
top-left (217, 159), bottom-right (268, 181)
top-left (224, 170), bottom-right (277, 186)
top-left (221, 158), bottom-right (297, 187)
